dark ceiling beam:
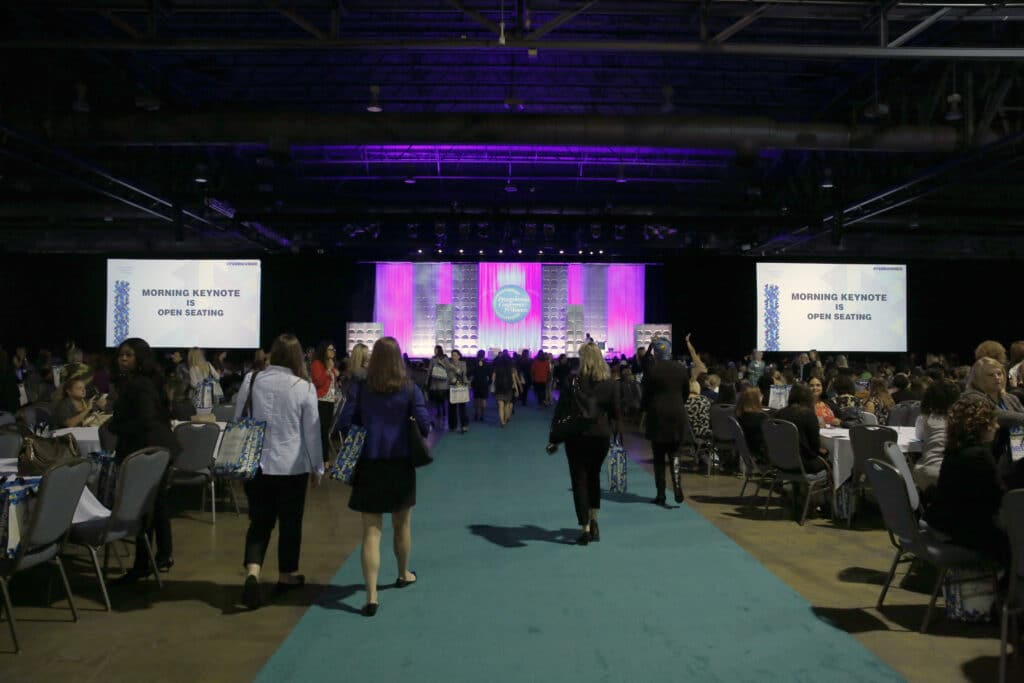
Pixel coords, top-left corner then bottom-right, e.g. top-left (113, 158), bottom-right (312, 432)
top-left (526, 0), bottom-right (600, 40)
top-left (267, 1), bottom-right (327, 40)
top-left (97, 9), bottom-right (142, 38)
top-left (710, 4), bottom-right (774, 44)
top-left (887, 7), bottom-right (952, 47)
top-left (5, 37), bottom-right (1024, 60)
top-left (35, 112), bottom-right (962, 151)
top-left (975, 68), bottom-right (1019, 143)
top-left (444, 0), bottom-right (501, 35)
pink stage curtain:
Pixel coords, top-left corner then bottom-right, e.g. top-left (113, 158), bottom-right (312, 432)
top-left (477, 262), bottom-right (543, 353)
top-left (606, 264), bottom-right (645, 356)
top-left (373, 262), bottom-right (414, 353)
top-left (567, 263), bottom-right (584, 306)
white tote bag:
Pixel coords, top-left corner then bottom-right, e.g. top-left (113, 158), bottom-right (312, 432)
top-left (768, 384), bottom-right (791, 410)
top-left (449, 385), bottom-right (470, 404)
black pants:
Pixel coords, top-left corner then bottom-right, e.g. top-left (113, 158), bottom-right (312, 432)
top-left (650, 441), bottom-right (680, 500)
top-left (533, 381), bottom-right (547, 406)
top-left (565, 435), bottom-right (609, 526)
top-left (317, 400), bottom-right (336, 463)
top-left (447, 399), bottom-right (468, 430)
top-left (132, 476), bottom-right (171, 570)
top-left (243, 470), bottom-right (310, 573)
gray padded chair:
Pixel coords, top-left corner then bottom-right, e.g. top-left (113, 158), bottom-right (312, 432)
top-left (1000, 489), bottom-right (1024, 683)
top-left (0, 413), bottom-right (15, 427)
top-left (865, 458), bottom-right (990, 634)
top-left (169, 423), bottom-right (231, 523)
top-left (761, 418), bottom-right (831, 526)
top-left (0, 460), bottom-right (91, 653)
top-left (847, 424), bottom-right (898, 527)
top-left (98, 422), bottom-right (117, 452)
top-left (0, 432), bottom-right (22, 460)
top-left (728, 416), bottom-right (773, 499)
top-left (882, 441), bottom-right (919, 512)
top-left (68, 447), bottom-right (171, 611)
top-left (211, 404), bottom-right (235, 423)
top-left (858, 411), bottom-right (878, 426)
top-left (709, 404), bottom-right (738, 473)
top-left (888, 401), bottom-right (921, 427)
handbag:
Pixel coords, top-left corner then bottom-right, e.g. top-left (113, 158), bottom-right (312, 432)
top-left (607, 435), bottom-right (628, 493)
top-left (212, 371), bottom-right (266, 480)
top-left (17, 433), bottom-right (82, 476)
top-left (430, 362), bottom-right (448, 380)
top-left (549, 376), bottom-right (599, 444)
top-left (407, 387), bottom-right (433, 468)
top-left (330, 382), bottom-right (366, 483)
top-left (449, 384), bottom-right (470, 404)
top-left (0, 476), bottom-right (42, 559)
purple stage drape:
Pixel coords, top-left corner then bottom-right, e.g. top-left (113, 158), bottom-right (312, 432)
top-left (373, 262), bottom-right (414, 353)
top-left (477, 262), bottom-right (543, 353)
top-left (606, 264), bottom-right (646, 356)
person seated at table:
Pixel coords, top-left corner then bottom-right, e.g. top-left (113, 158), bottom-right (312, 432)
top-left (59, 346), bottom-right (92, 387)
top-left (964, 357), bottom-right (1024, 427)
top-left (891, 373), bottom-right (921, 404)
top-left (735, 386), bottom-right (768, 461)
top-left (809, 377), bottom-right (839, 427)
top-left (913, 379), bottom-right (960, 492)
top-left (773, 383), bottom-right (829, 474)
top-left (924, 393), bottom-right (1010, 569)
top-left (829, 375), bottom-right (862, 417)
top-left (51, 376), bottom-right (107, 428)
top-left (975, 339), bottom-right (1008, 365)
top-left (864, 378), bottom-right (895, 425)
top-left (166, 376), bottom-right (197, 421)
top-left (685, 379), bottom-right (712, 444)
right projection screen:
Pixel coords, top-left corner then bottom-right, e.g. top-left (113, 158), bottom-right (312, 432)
top-left (756, 263), bottom-right (907, 353)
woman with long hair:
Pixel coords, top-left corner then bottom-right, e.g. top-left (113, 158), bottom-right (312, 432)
top-left (236, 334), bottom-right (323, 610)
top-left (310, 340), bottom-right (340, 463)
top-left (735, 386), bottom-right (767, 460)
top-left (470, 349), bottom-right (490, 422)
top-left (187, 346), bottom-right (223, 407)
top-left (336, 337), bottom-right (431, 616)
top-left (348, 343), bottom-right (370, 383)
top-left (773, 383), bottom-right (829, 474)
top-left (912, 379), bottom-right (961, 491)
top-left (107, 337), bottom-right (178, 583)
top-left (426, 345), bottom-right (450, 423)
top-left (491, 350), bottom-right (521, 427)
top-left (864, 377), bottom-right (894, 425)
top-left (808, 377), bottom-right (839, 427)
top-left (446, 349), bottom-right (470, 433)
top-left (547, 343), bottom-right (620, 544)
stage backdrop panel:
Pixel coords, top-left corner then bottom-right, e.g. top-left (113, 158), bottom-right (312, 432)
top-left (541, 265), bottom-right (569, 357)
top-left (478, 262), bottom-right (543, 353)
top-left (373, 262), bottom-right (415, 353)
top-left (452, 264), bottom-right (479, 356)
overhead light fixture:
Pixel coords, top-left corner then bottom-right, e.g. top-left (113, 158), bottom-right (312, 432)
top-left (193, 164), bottom-right (209, 184)
top-left (498, 249), bottom-right (504, 254)
top-left (417, 249), bottom-right (423, 254)
top-left (437, 248), bottom-right (443, 254)
top-left (479, 249), bottom-right (484, 255)
top-left (819, 168), bottom-right (834, 190)
top-left (459, 248), bottom-right (464, 254)
top-left (615, 166), bottom-right (628, 183)
top-left (72, 82), bottom-right (90, 113)
top-left (591, 224), bottom-right (602, 239)
top-left (504, 180), bottom-right (517, 193)
top-left (945, 93), bottom-right (963, 122)
top-left (660, 84), bottom-right (675, 114)
top-left (404, 177), bottom-right (417, 185)
top-left (517, 249), bottom-right (523, 254)
top-left (559, 249), bottom-right (564, 254)
top-left (598, 250), bottom-right (604, 254)
top-left (367, 85), bottom-right (383, 113)
top-left (538, 250), bottom-right (544, 255)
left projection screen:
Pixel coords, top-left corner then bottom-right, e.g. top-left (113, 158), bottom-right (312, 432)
top-left (106, 259), bottom-right (262, 348)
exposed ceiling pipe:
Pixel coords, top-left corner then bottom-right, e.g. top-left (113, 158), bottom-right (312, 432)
top-left (40, 113), bottom-right (962, 152)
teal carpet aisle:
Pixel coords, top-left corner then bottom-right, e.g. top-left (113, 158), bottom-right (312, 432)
top-left (257, 408), bottom-right (901, 683)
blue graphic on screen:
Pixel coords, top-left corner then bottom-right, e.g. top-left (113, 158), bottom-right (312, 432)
top-left (492, 285), bottom-right (531, 323)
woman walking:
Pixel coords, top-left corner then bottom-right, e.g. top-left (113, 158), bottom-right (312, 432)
top-left (108, 338), bottom-right (179, 583)
top-left (446, 349), bottom-right (470, 433)
top-left (470, 350), bottom-right (490, 422)
top-left (336, 337), bottom-right (431, 616)
top-left (236, 334), bottom-right (324, 610)
top-left (426, 345), bottom-right (450, 425)
top-left (310, 340), bottom-right (340, 463)
top-left (640, 338), bottom-right (690, 505)
top-left (492, 351), bottom-right (521, 427)
top-left (546, 343), bottom-right (620, 545)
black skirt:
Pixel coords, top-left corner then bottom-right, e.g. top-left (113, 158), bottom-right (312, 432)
top-left (348, 458), bottom-right (416, 513)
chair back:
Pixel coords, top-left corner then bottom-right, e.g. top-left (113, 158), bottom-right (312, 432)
top-left (727, 417), bottom-right (760, 473)
top-left (858, 411), bottom-right (878, 426)
top-left (172, 422), bottom-right (220, 472)
top-left (850, 425), bottom-right (898, 475)
top-left (889, 401), bottom-right (921, 427)
top-left (710, 404), bottom-right (737, 443)
top-left (0, 431), bottom-right (22, 459)
top-left (110, 447), bottom-right (171, 535)
top-left (0, 412), bottom-right (15, 427)
top-left (212, 404), bottom-right (235, 422)
top-left (883, 441), bottom-right (919, 511)
top-left (863, 458), bottom-right (921, 548)
top-left (1000, 489), bottom-right (1024, 581)
top-left (762, 419), bottom-right (806, 474)
top-left (98, 422), bottom-right (117, 452)
top-left (17, 460), bottom-right (91, 562)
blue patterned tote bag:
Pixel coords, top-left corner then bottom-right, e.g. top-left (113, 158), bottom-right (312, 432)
top-left (607, 436), bottom-right (628, 493)
top-left (212, 371), bottom-right (266, 480)
top-left (330, 382), bottom-right (366, 483)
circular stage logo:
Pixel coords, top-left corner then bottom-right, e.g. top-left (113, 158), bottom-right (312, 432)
top-left (492, 285), bottom-right (531, 323)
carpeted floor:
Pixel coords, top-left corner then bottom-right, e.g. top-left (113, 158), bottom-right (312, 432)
top-left (257, 407), bottom-right (903, 683)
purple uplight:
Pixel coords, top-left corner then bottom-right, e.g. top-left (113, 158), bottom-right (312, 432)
top-left (373, 262), bottom-right (415, 352)
top-left (567, 263), bottom-right (584, 306)
top-left (606, 265), bottom-right (646, 355)
top-left (478, 263), bottom-right (543, 353)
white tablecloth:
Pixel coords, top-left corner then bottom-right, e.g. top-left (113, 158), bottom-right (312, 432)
top-left (52, 427), bottom-right (103, 455)
top-left (0, 458), bottom-right (110, 524)
top-left (820, 425), bottom-right (922, 490)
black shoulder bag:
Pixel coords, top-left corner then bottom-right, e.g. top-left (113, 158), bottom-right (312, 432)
top-left (406, 385), bottom-right (433, 468)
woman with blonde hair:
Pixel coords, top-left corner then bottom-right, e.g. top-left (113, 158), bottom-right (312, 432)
top-left (863, 377), bottom-right (894, 425)
top-left (236, 334), bottom-right (323, 610)
top-left (336, 337), bottom-right (431, 616)
top-left (348, 343), bottom-right (370, 382)
top-left (547, 343), bottom-right (620, 543)
top-left (187, 346), bottom-right (223, 406)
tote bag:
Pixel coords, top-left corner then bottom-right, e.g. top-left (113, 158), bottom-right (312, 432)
top-left (768, 384), bottom-right (791, 411)
top-left (212, 372), bottom-right (266, 480)
top-left (449, 384), bottom-right (470, 404)
top-left (1, 476), bottom-right (42, 559)
top-left (330, 382), bottom-right (366, 483)
top-left (607, 436), bottom-right (628, 493)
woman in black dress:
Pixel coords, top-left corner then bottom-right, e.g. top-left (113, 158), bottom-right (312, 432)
top-left (470, 350), bottom-right (490, 422)
top-left (107, 337), bottom-right (179, 582)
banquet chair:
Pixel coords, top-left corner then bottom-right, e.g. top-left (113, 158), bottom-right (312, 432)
top-left (0, 413), bottom-right (15, 427)
top-left (0, 460), bottom-right (91, 653)
top-left (728, 417), bottom-right (773, 499)
top-left (211, 403), bottom-right (235, 422)
top-left (0, 431), bottom-right (22, 460)
top-left (888, 401), bottom-right (922, 427)
top-left (169, 423), bottom-right (222, 524)
top-left (865, 458), bottom-right (990, 634)
top-left (98, 422), bottom-right (117, 452)
top-left (847, 425), bottom-right (898, 527)
top-left (858, 411), bottom-right (878, 426)
top-left (761, 419), bottom-right (831, 526)
top-left (709, 404), bottom-right (738, 472)
top-left (68, 447), bottom-right (171, 611)
top-left (1000, 490), bottom-right (1024, 683)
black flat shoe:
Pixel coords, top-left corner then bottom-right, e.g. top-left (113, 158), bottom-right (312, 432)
top-left (395, 571), bottom-right (417, 588)
top-left (111, 568), bottom-right (151, 586)
top-left (589, 521), bottom-right (600, 542)
top-left (156, 557), bottom-right (175, 573)
top-left (243, 575), bottom-right (262, 610)
top-left (673, 484), bottom-right (685, 503)
top-left (575, 531), bottom-right (591, 546)
top-left (274, 574), bottom-right (305, 596)
top-left (651, 497), bottom-right (666, 506)
top-left (361, 602), bottom-right (379, 617)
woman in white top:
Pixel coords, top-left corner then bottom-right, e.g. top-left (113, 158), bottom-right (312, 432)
top-left (912, 379), bottom-right (961, 491)
top-left (234, 333), bottom-right (324, 610)
top-left (187, 347), bottom-right (223, 407)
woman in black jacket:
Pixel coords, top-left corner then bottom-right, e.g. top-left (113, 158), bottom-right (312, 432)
top-left (773, 383), bottom-right (828, 474)
top-left (547, 343), bottom-right (620, 545)
top-left (107, 337), bottom-right (179, 582)
top-left (640, 338), bottom-right (691, 505)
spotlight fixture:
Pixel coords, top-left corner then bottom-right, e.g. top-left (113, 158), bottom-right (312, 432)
top-left (945, 93), bottom-right (963, 122)
top-left (613, 225), bottom-right (626, 240)
top-left (477, 223), bottom-right (490, 239)
top-left (591, 224), bottom-right (602, 239)
top-left (417, 249), bottom-right (423, 254)
top-left (578, 249), bottom-right (583, 255)
top-left (538, 250), bottom-right (544, 255)
top-left (819, 168), bottom-right (834, 190)
top-left (517, 249), bottom-right (523, 254)
top-left (498, 249), bottom-right (504, 254)
top-left (598, 250), bottom-right (604, 254)
top-left (559, 249), bottom-right (564, 255)
top-left (367, 85), bottom-right (383, 113)
top-left (407, 223), bottom-right (419, 238)
top-left (543, 224), bottom-right (556, 239)
top-left (459, 248), bottom-right (464, 254)
top-left (504, 179), bottom-right (518, 193)
top-left (615, 166), bottom-right (627, 183)
top-left (437, 248), bottom-right (443, 254)
top-left (435, 223), bottom-right (447, 238)
top-left (72, 82), bottom-right (90, 113)
top-left (404, 177), bottom-right (417, 185)
top-left (479, 249), bottom-right (484, 255)
top-left (193, 164), bottom-right (209, 184)
top-left (523, 223), bottom-right (537, 239)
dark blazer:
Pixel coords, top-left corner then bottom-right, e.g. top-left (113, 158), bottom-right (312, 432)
top-left (575, 376), bottom-right (620, 440)
top-left (641, 360), bottom-right (691, 443)
top-left (736, 410), bottom-right (768, 458)
top-left (773, 405), bottom-right (823, 469)
top-left (891, 389), bottom-right (921, 405)
top-left (107, 374), bottom-right (177, 459)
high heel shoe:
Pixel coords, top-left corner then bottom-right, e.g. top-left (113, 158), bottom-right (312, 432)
top-left (361, 602), bottom-right (379, 617)
top-left (589, 520), bottom-right (600, 542)
top-left (575, 530), bottom-right (591, 546)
